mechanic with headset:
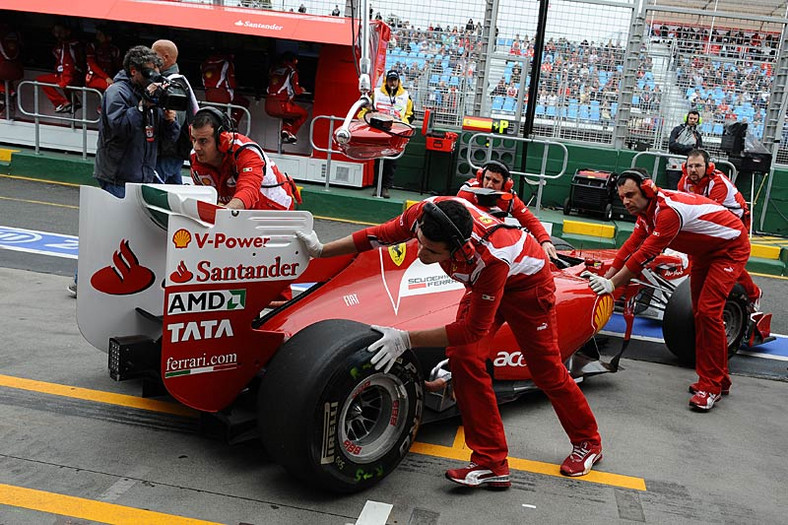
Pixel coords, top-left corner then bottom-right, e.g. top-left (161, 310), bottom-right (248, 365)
top-left (296, 197), bottom-right (603, 488)
top-left (666, 110), bottom-right (703, 189)
top-left (678, 148), bottom-right (762, 310)
top-left (456, 160), bottom-right (558, 260)
top-left (585, 168), bottom-right (750, 411)
top-left (188, 106), bottom-right (301, 211)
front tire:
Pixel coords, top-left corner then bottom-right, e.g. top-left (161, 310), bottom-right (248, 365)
top-left (258, 320), bottom-right (424, 492)
top-left (662, 279), bottom-right (749, 366)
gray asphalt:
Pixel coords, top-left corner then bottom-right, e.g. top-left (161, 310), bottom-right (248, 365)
top-left (1, 176), bottom-right (787, 524)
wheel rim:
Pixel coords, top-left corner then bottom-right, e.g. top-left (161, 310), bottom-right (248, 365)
top-left (724, 300), bottom-right (745, 346)
top-left (337, 373), bottom-right (409, 464)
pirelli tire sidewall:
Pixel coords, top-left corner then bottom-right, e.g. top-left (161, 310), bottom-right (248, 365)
top-left (662, 279), bottom-right (749, 366)
top-left (257, 319), bottom-right (423, 493)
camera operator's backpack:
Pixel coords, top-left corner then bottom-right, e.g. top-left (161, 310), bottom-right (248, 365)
top-left (167, 74), bottom-right (199, 160)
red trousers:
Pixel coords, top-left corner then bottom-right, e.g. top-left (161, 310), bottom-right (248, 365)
top-left (36, 72), bottom-right (80, 107)
top-left (265, 98), bottom-right (308, 136)
top-left (205, 87), bottom-right (250, 127)
top-left (689, 243), bottom-right (749, 395)
top-left (446, 273), bottom-right (601, 472)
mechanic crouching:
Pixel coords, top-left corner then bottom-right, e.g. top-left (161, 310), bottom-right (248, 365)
top-left (585, 169), bottom-right (750, 411)
top-left (297, 197), bottom-right (603, 488)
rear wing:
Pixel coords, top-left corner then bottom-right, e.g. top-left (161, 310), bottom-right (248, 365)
top-left (77, 184), bottom-right (312, 353)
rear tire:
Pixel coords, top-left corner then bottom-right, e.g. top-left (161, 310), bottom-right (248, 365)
top-left (258, 319), bottom-right (423, 493)
top-left (662, 279), bottom-right (749, 366)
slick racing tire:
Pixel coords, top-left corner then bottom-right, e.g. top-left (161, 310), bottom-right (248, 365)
top-left (662, 279), bottom-right (749, 366)
top-left (258, 319), bottom-right (424, 493)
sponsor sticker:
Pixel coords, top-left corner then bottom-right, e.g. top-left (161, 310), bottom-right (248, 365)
top-left (168, 289), bottom-right (246, 315)
top-left (164, 351), bottom-right (239, 378)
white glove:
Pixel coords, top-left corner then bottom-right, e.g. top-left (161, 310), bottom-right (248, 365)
top-left (581, 270), bottom-right (615, 295)
top-left (368, 325), bottom-right (411, 374)
top-left (295, 230), bottom-right (323, 258)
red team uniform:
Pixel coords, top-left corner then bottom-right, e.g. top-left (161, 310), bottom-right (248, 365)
top-left (351, 196), bottom-right (601, 477)
top-left (612, 188), bottom-right (750, 397)
top-left (200, 53), bottom-right (250, 125)
top-left (84, 40), bottom-right (121, 92)
top-left (677, 166), bottom-right (760, 304)
top-left (457, 177), bottom-right (552, 244)
top-left (0, 25), bottom-right (23, 100)
top-left (37, 34), bottom-right (84, 110)
top-left (189, 132), bottom-right (300, 211)
top-left (265, 57), bottom-right (308, 140)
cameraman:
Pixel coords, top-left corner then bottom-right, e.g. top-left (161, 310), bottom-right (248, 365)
top-left (94, 45), bottom-right (179, 197)
top-left (153, 39), bottom-right (195, 184)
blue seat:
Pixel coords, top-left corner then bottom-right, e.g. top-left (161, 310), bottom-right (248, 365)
top-left (632, 95), bottom-right (640, 106)
top-left (713, 123), bottom-right (724, 135)
top-left (579, 105), bottom-right (590, 120)
top-left (429, 74), bottom-right (440, 85)
top-left (492, 96), bottom-right (504, 111)
top-left (536, 104), bottom-right (546, 116)
top-left (546, 105), bottom-right (557, 117)
top-left (449, 76), bottom-right (460, 87)
top-left (611, 102), bottom-right (618, 117)
top-left (503, 97), bottom-right (516, 112)
top-left (440, 74), bottom-right (450, 84)
top-left (567, 104), bottom-right (579, 119)
top-left (589, 107), bottom-right (601, 122)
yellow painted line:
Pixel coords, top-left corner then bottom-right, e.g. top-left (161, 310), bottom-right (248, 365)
top-left (751, 243), bottom-right (781, 260)
top-left (411, 427), bottom-right (646, 491)
top-left (0, 195), bottom-right (79, 209)
top-left (404, 199), bottom-right (422, 210)
top-left (750, 271), bottom-right (788, 280)
top-left (563, 219), bottom-right (616, 239)
top-left (0, 483), bottom-right (223, 525)
top-left (0, 374), bottom-right (195, 417)
top-left (0, 173), bottom-right (81, 187)
top-left (0, 148), bottom-right (20, 162)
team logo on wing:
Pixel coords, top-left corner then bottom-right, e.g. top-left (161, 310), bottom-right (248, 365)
top-left (388, 243), bottom-right (407, 267)
top-left (90, 240), bottom-right (155, 295)
top-left (592, 294), bottom-right (614, 331)
top-left (172, 229), bottom-right (192, 249)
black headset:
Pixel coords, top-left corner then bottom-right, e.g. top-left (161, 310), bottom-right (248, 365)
top-left (482, 159), bottom-right (511, 181)
top-left (194, 106), bottom-right (235, 145)
top-left (421, 201), bottom-right (475, 264)
top-left (617, 168), bottom-right (656, 199)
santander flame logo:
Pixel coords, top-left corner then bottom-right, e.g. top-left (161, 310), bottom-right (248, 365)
top-left (90, 240), bottom-right (155, 295)
top-left (170, 261), bottom-right (193, 283)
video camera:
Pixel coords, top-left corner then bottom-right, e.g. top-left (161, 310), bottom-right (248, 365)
top-left (141, 69), bottom-right (189, 111)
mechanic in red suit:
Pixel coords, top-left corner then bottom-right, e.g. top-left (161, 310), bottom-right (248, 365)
top-left (84, 27), bottom-right (121, 93)
top-left (586, 169), bottom-right (750, 411)
top-left (36, 23), bottom-right (85, 113)
top-left (0, 23), bottom-right (23, 113)
top-left (189, 106), bottom-right (300, 211)
top-left (677, 148), bottom-right (762, 309)
top-left (296, 196), bottom-right (603, 488)
top-left (457, 159), bottom-right (558, 260)
top-left (200, 52), bottom-right (249, 127)
top-left (265, 51), bottom-right (310, 144)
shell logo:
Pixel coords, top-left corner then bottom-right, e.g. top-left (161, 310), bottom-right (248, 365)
top-left (172, 228), bottom-right (192, 249)
top-left (591, 294), bottom-right (614, 331)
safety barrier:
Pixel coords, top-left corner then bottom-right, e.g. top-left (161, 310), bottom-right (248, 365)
top-left (467, 133), bottom-right (569, 215)
top-left (15, 80), bottom-right (103, 159)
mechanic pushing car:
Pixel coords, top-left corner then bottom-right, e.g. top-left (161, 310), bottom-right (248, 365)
top-left (456, 159), bottom-right (557, 260)
top-left (585, 169), bottom-right (750, 411)
top-left (189, 106), bottom-right (301, 211)
top-left (677, 148), bottom-right (762, 310)
top-left (297, 196), bottom-right (603, 488)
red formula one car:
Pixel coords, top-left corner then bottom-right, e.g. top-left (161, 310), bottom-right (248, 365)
top-left (77, 184), bottom-right (620, 492)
